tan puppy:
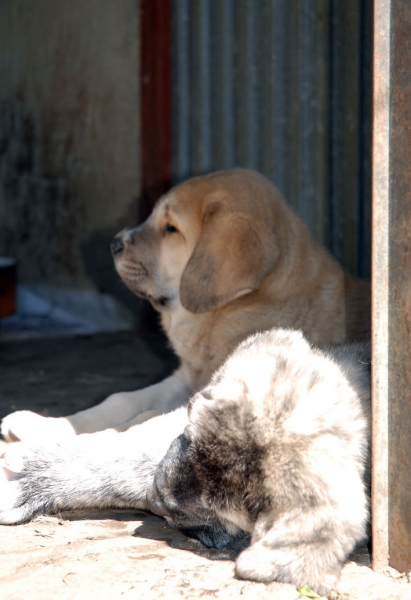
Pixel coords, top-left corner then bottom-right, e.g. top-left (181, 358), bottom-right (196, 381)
top-left (1, 168), bottom-right (370, 442)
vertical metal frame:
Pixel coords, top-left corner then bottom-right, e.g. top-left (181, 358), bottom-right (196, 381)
top-left (372, 0), bottom-right (390, 572)
top-left (140, 0), bottom-right (172, 219)
top-left (372, 0), bottom-right (411, 572)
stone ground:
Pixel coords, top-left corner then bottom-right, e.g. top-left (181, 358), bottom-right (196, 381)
top-left (0, 330), bottom-right (410, 600)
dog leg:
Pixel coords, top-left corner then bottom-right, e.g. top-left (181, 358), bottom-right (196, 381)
top-left (112, 410), bottom-right (165, 431)
top-left (1, 368), bottom-right (191, 443)
top-left (0, 408), bottom-right (188, 524)
top-left (235, 540), bottom-right (341, 596)
top-left (234, 503), bottom-right (366, 596)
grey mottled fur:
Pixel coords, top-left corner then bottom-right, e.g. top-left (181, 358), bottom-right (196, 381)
top-left (0, 408), bottom-right (188, 523)
top-left (147, 329), bottom-right (371, 595)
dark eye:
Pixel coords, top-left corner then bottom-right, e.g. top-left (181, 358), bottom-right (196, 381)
top-left (163, 224), bottom-right (178, 235)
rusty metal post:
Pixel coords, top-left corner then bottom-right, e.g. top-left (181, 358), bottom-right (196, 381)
top-left (372, 0), bottom-right (411, 573)
top-left (372, 0), bottom-right (390, 572)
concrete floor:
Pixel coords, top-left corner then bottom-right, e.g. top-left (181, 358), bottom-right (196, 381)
top-left (0, 329), bottom-right (177, 421)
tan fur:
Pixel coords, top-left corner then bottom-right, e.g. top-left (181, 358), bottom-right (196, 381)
top-left (1, 168), bottom-right (370, 441)
top-left (115, 168), bottom-right (370, 390)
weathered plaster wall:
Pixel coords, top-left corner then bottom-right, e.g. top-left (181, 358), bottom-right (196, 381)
top-left (0, 1), bottom-right (141, 290)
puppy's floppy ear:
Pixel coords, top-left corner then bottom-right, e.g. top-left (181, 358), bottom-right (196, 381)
top-left (180, 201), bottom-right (279, 313)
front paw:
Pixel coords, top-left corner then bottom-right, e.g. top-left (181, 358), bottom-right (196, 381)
top-left (1, 411), bottom-right (75, 443)
top-left (235, 545), bottom-right (339, 596)
top-left (0, 442), bottom-right (43, 524)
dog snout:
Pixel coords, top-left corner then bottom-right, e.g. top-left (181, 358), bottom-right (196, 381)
top-left (110, 236), bottom-right (125, 256)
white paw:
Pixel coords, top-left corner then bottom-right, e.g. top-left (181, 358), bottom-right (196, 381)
top-left (0, 443), bottom-right (34, 524)
top-left (235, 545), bottom-right (339, 596)
top-left (1, 411), bottom-right (74, 443)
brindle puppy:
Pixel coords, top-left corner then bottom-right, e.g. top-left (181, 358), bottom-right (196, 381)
top-left (148, 329), bottom-right (370, 595)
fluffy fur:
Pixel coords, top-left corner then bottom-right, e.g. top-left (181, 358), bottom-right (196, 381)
top-left (1, 168), bottom-right (369, 443)
top-left (0, 408), bottom-right (188, 524)
top-left (0, 328), bottom-right (370, 594)
top-left (147, 329), bottom-right (371, 595)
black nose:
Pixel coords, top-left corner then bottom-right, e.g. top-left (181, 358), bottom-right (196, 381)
top-left (110, 237), bottom-right (124, 256)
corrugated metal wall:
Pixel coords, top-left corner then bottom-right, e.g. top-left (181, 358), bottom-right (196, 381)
top-left (171, 0), bottom-right (372, 277)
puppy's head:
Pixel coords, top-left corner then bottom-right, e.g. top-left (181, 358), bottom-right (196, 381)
top-left (146, 375), bottom-right (268, 548)
top-left (147, 432), bottom-right (237, 548)
top-left (111, 169), bottom-right (282, 313)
